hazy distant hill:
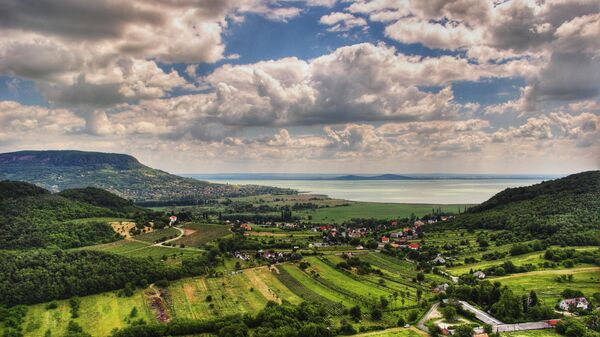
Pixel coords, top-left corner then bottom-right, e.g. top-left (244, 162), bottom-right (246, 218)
top-left (0, 150), bottom-right (294, 202)
top-left (333, 174), bottom-right (417, 180)
top-left (446, 170), bottom-right (600, 246)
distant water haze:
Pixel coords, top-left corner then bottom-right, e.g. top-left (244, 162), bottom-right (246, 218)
top-left (185, 174), bottom-right (552, 204)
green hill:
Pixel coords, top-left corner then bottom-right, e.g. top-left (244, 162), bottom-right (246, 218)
top-left (447, 171), bottom-right (600, 246)
top-left (0, 181), bottom-right (145, 249)
top-left (0, 150), bottom-right (294, 202)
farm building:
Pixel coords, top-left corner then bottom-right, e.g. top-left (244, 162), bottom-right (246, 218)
top-left (559, 297), bottom-right (589, 311)
top-left (473, 271), bottom-right (486, 279)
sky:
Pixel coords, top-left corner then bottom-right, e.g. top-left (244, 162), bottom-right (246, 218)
top-left (0, 0), bottom-right (599, 174)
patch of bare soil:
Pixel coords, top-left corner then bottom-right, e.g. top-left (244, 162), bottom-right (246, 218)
top-left (183, 228), bottom-right (197, 236)
top-left (146, 285), bottom-right (171, 322)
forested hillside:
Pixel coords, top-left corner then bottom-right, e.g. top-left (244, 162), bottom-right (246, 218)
top-left (0, 150), bottom-right (295, 202)
top-left (445, 171), bottom-right (600, 245)
top-left (0, 181), bottom-right (143, 249)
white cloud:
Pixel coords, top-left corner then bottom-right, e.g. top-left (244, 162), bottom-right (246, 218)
top-left (320, 12), bottom-right (368, 32)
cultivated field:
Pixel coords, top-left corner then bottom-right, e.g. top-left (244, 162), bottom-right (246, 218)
top-left (173, 223), bottom-right (231, 247)
top-left (83, 239), bottom-right (204, 264)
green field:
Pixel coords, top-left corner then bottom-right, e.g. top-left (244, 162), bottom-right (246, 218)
top-left (298, 202), bottom-right (469, 223)
top-left (491, 267), bottom-right (600, 307)
top-left (84, 239), bottom-right (204, 264)
top-left (448, 246), bottom-right (599, 276)
top-left (21, 290), bottom-right (152, 337)
top-left (168, 272), bottom-right (269, 320)
top-left (135, 227), bottom-right (181, 243)
top-left (174, 223), bottom-right (231, 247)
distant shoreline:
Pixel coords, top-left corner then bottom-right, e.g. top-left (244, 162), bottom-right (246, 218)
top-left (182, 173), bottom-right (561, 181)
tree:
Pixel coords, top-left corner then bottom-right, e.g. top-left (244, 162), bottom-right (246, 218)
top-left (349, 306), bottom-right (362, 322)
top-left (440, 306), bottom-right (457, 321)
top-left (371, 308), bottom-right (382, 321)
top-left (380, 297), bottom-right (389, 309)
top-left (492, 288), bottom-right (523, 322)
top-left (529, 290), bottom-right (539, 307)
top-left (454, 324), bottom-right (474, 337)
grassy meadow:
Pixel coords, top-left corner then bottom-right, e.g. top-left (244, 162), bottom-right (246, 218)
top-left (491, 267), bottom-right (600, 307)
top-left (21, 290), bottom-right (152, 337)
top-left (297, 202), bottom-right (469, 223)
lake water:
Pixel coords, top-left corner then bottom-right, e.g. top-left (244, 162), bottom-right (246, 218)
top-left (200, 178), bottom-right (544, 204)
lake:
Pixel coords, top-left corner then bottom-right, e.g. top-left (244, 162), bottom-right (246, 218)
top-left (194, 178), bottom-right (545, 204)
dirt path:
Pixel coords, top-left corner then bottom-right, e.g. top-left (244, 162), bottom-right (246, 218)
top-left (152, 226), bottom-right (185, 247)
top-left (417, 302), bottom-right (439, 332)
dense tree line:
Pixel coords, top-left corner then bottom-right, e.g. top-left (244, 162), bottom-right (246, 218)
top-left (110, 302), bottom-right (333, 337)
top-left (0, 181), bottom-right (155, 249)
top-left (0, 249), bottom-right (220, 306)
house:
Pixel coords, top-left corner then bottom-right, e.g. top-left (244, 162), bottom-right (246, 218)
top-left (559, 297), bottom-right (589, 311)
top-left (390, 220), bottom-right (398, 226)
top-left (169, 215), bottom-right (177, 226)
top-left (433, 283), bottom-right (449, 293)
top-left (473, 271), bottom-right (486, 279)
top-left (413, 220), bottom-right (424, 227)
top-left (381, 236), bottom-right (390, 243)
top-left (432, 254), bottom-right (446, 264)
top-left (390, 232), bottom-right (402, 238)
top-left (240, 223), bottom-right (252, 231)
top-left (545, 319), bottom-right (560, 327)
top-left (408, 243), bottom-right (420, 250)
top-left (355, 245), bottom-right (364, 250)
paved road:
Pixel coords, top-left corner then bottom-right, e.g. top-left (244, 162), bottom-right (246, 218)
top-left (458, 300), bottom-right (504, 325)
top-left (494, 322), bottom-right (552, 332)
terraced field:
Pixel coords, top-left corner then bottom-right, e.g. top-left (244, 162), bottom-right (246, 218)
top-left (278, 264), bottom-right (354, 311)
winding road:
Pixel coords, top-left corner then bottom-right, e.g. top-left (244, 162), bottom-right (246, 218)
top-left (152, 226), bottom-right (185, 247)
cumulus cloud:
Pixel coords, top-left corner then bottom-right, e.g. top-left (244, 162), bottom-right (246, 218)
top-left (0, 0), bottom-right (307, 109)
top-left (320, 12), bottom-right (368, 32)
